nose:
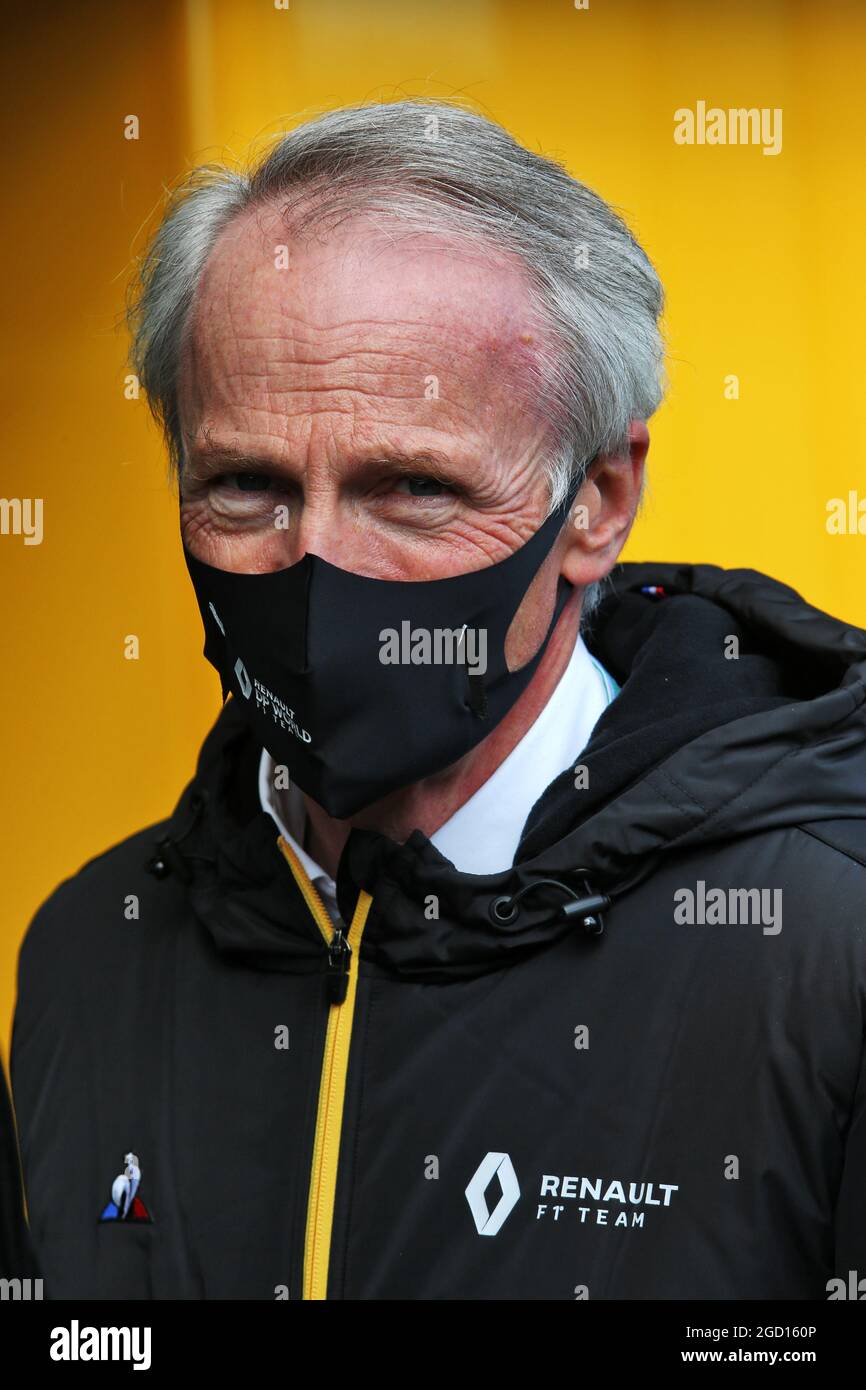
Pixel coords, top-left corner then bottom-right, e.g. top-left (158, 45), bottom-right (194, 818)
top-left (291, 495), bottom-right (339, 568)
top-left (291, 495), bottom-right (378, 577)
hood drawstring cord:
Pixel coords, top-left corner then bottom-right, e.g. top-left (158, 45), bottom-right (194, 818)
top-left (144, 790), bottom-right (206, 883)
top-left (489, 870), bottom-right (611, 938)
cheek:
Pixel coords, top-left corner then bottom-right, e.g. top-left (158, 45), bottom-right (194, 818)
top-left (179, 500), bottom-right (212, 554)
top-left (503, 549), bottom-right (561, 671)
top-left (180, 499), bottom-right (287, 572)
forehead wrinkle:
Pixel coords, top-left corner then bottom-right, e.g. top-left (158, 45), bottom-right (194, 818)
top-left (187, 316), bottom-right (543, 420)
top-left (181, 212), bottom-right (559, 461)
top-left (190, 302), bottom-right (536, 365)
top-left (193, 210), bottom-right (551, 363)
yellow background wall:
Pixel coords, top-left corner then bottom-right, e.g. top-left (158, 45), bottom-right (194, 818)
top-left (3, 0), bottom-right (865, 1083)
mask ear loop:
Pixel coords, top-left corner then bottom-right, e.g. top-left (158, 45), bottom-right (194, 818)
top-left (462, 468), bottom-right (588, 719)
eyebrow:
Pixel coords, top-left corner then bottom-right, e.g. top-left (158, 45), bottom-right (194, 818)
top-left (182, 441), bottom-right (275, 479)
top-left (182, 442), bottom-right (465, 483)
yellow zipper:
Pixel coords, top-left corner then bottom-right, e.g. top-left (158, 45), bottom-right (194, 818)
top-left (276, 834), bottom-right (373, 1300)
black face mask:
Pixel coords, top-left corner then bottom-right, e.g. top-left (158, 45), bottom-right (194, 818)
top-left (182, 485), bottom-right (579, 818)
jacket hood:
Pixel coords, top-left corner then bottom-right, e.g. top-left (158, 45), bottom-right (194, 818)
top-left (148, 560), bottom-right (866, 979)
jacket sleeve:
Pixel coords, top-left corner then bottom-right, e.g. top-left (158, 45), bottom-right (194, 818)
top-left (0, 1058), bottom-right (39, 1281)
top-left (9, 892), bottom-right (81, 1270)
top-left (833, 1025), bottom-right (866, 1284)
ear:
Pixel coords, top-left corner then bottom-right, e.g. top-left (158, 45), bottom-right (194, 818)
top-left (559, 421), bottom-right (649, 587)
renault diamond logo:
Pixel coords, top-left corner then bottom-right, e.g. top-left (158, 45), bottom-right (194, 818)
top-left (234, 657), bottom-right (252, 699)
top-left (465, 1151), bottom-right (520, 1236)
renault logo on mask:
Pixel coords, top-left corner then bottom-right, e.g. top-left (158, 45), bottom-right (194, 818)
top-left (465, 1151), bottom-right (521, 1236)
top-left (234, 657), bottom-right (252, 699)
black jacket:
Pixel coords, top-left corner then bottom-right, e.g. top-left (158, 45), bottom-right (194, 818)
top-left (11, 561), bottom-right (866, 1300)
top-left (0, 1063), bottom-right (39, 1284)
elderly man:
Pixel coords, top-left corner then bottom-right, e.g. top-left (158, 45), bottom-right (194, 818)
top-left (11, 101), bottom-right (866, 1301)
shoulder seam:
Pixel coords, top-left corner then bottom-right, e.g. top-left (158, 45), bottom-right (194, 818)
top-left (26, 817), bottom-right (174, 922)
top-left (795, 823), bottom-right (866, 872)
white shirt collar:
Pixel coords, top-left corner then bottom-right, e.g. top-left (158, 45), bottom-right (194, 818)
top-left (259, 632), bottom-right (620, 894)
top-left (257, 752), bottom-right (329, 884)
top-left (428, 633), bottom-right (617, 873)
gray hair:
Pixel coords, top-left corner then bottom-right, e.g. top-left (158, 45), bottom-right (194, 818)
top-left (126, 98), bottom-right (666, 624)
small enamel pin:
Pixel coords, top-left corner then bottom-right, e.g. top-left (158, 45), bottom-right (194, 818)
top-left (98, 1151), bottom-right (153, 1223)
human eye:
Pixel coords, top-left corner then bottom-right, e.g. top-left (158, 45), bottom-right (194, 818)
top-left (392, 475), bottom-right (453, 497)
top-left (214, 471), bottom-right (274, 492)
